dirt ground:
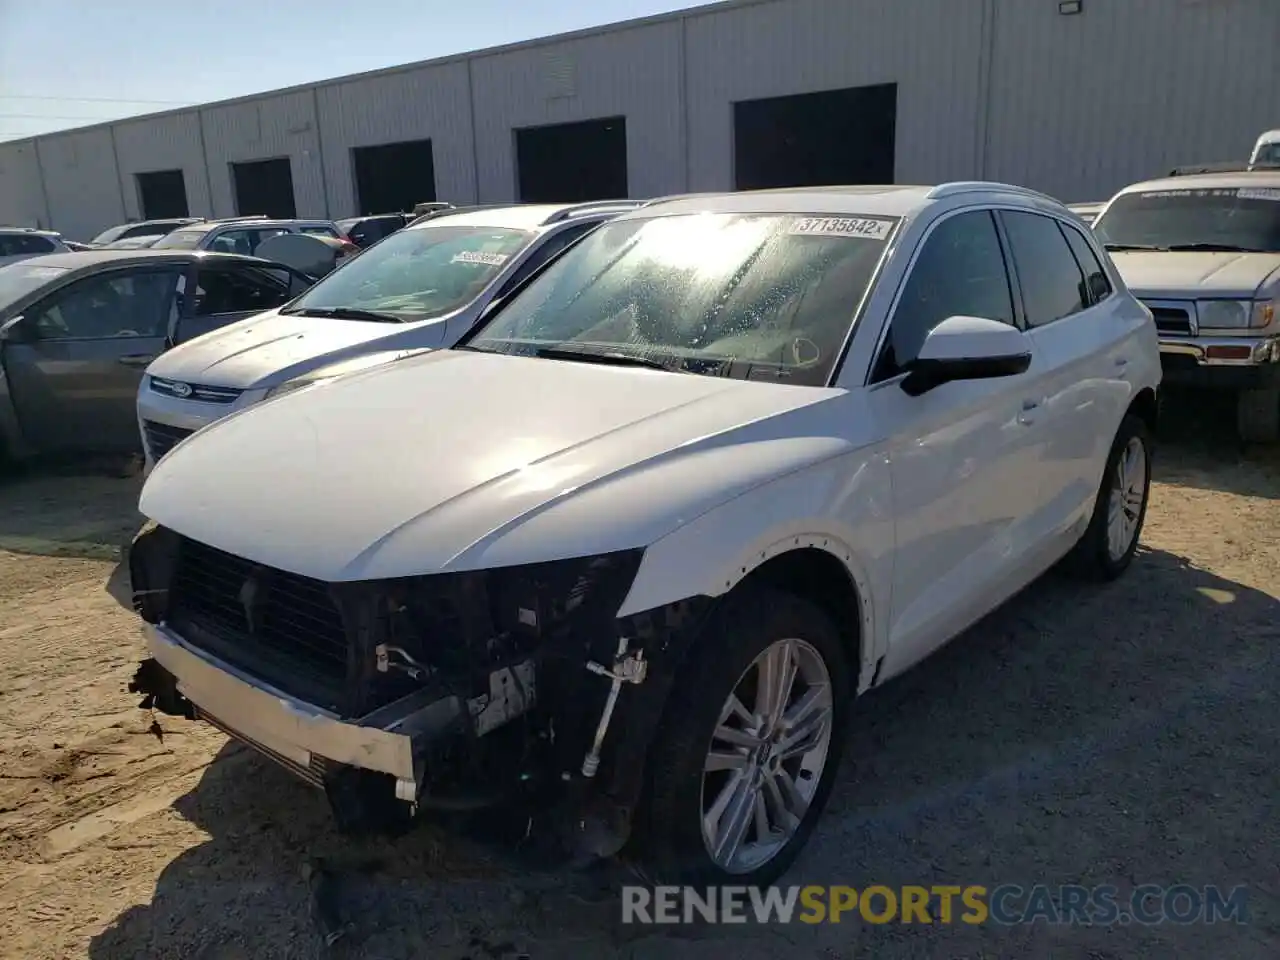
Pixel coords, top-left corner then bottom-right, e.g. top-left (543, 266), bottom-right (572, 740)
top-left (0, 393), bottom-right (1277, 959)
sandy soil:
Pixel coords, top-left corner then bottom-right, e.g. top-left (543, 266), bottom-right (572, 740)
top-left (0, 398), bottom-right (1277, 959)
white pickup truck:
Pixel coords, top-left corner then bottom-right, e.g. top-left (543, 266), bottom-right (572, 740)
top-left (1093, 170), bottom-right (1280, 441)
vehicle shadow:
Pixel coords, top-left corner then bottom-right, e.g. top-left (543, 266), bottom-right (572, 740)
top-left (87, 546), bottom-right (1280, 959)
top-left (0, 467), bottom-right (143, 562)
top-left (1155, 387), bottom-right (1280, 499)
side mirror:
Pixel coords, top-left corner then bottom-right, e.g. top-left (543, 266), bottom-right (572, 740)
top-left (0, 315), bottom-right (29, 343)
top-left (1086, 272), bottom-right (1110, 303)
top-left (901, 315), bottom-right (1032, 397)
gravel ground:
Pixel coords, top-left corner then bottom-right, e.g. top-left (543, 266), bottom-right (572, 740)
top-left (0, 393), bottom-right (1276, 959)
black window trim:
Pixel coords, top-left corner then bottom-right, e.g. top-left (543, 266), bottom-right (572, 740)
top-left (25, 264), bottom-right (185, 343)
top-left (1057, 217), bottom-right (1115, 308)
top-left (191, 261), bottom-right (296, 317)
top-left (863, 205), bottom-right (1019, 388)
top-left (996, 207), bottom-right (1116, 331)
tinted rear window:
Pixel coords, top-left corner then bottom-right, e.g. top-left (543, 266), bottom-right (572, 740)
top-left (150, 228), bottom-right (208, 250)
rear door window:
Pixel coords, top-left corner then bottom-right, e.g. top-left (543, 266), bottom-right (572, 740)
top-left (192, 266), bottom-right (293, 316)
top-left (1000, 211), bottom-right (1087, 327)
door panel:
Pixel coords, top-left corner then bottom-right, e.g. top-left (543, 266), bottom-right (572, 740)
top-left (871, 362), bottom-right (1048, 680)
top-left (868, 208), bottom-right (1051, 680)
top-left (5, 268), bottom-right (179, 452)
top-left (999, 211), bottom-right (1129, 538)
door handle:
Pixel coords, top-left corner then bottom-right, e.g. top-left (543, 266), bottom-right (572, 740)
top-left (1018, 398), bottom-right (1040, 425)
top-left (118, 354), bottom-right (156, 368)
top-left (1115, 356), bottom-right (1129, 368)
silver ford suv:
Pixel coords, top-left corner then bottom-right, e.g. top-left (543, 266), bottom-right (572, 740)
top-left (136, 201), bottom-right (640, 466)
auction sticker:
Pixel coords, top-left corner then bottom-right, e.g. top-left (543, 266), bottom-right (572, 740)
top-left (1236, 187), bottom-right (1280, 201)
top-left (789, 216), bottom-right (894, 240)
top-left (451, 251), bottom-right (510, 266)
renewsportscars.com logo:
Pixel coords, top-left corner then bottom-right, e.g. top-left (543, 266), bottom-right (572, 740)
top-left (621, 884), bottom-right (1250, 926)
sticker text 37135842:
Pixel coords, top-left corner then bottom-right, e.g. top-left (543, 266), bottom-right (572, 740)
top-left (788, 217), bottom-right (895, 240)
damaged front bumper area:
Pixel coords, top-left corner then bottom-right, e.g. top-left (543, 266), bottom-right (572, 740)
top-left (127, 522), bottom-right (710, 855)
top-left (139, 621), bottom-right (449, 799)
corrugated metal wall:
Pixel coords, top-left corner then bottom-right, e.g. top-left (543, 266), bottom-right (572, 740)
top-left (984, 0), bottom-right (1280, 203)
top-left (0, 141), bottom-right (48, 228)
top-left (112, 111), bottom-right (213, 218)
top-left (199, 91), bottom-right (325, 217)
top-left (470, 19), bottom-right (685, 200)
top-left (5, 0), bottom-right (1278, 238)
top-left (683, 0), bottom-right (987, 190)
top-left (315, 61), bottom-right (476, 214)
top-left (36, 128), bottom-right (125, 241)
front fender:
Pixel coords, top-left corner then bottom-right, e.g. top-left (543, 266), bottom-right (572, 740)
top-left (616, 447), bottom-right (896, 685)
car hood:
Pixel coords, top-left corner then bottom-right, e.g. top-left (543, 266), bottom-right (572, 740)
top-left (141, 350), bottom-right (846, 582)
top-left (1111, 250), bottom-right (1280, 299)
top-left (146, 308), bottom-right (453, 389)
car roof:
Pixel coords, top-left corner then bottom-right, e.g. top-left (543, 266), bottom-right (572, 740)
top-left (621, 182), bottom-right (1061, 220)
top-left (15, 249), bottom-right (279, 271)
top-left (1119, 170), bottom-right (1280, 194)
top-left (176, 218), bottom-right (331, 235)
top-left (409, 201), bottom-right (639, 232)
top-left (0, 226), bottom-right (61, 237)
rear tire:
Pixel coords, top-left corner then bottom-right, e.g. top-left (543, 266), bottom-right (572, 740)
top-left (635, 588), bottom-right (851, 887)
top-left (1236, 386), bottom-right (1279, 444)
top-left (1066, 413), bottom-right (1152, 581)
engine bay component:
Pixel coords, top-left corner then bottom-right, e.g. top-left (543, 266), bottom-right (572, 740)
top-left (581, 639), bottom-right (648, 777)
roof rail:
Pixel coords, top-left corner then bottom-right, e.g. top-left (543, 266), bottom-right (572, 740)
top-left (1167, 161), bottom-right (1280, 177)
top-left (206, 214), bottom-right (271, 223)
top-left (926, 181), bottom-right (1054, 201)
top-left (540, 200), bottom-right (643, 224)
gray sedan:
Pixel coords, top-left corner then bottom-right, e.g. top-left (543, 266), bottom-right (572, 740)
top-left (0, 250), bottom-right (314, 463)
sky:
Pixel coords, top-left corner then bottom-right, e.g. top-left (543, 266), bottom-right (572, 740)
top-left (0, 0), bottom-right (697, 143)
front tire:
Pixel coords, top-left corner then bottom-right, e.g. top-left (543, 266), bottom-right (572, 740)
top-left (1066, 413), bottom-right (1152, 580)
top-left (1236, 386), bottom-right (1279, 444)
top-left (636, 588), bottom-right (851, 886)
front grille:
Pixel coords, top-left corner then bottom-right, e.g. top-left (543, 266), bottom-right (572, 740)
top-left (142, 420), bottom-right (193, 461)
top-left (1147, 304), bottom-right (1193, 336)
top-left (167, 537), bottom-right (350, 708)
top-left (149, 376), bottom-right (242, 404)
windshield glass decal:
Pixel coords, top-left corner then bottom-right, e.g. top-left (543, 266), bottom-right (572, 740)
top-left (451, 250), bottom-right (511, 267)
top-left (788, 216), bottom-right (895, 240)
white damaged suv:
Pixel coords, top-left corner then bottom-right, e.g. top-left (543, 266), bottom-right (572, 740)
top-left (129, 183), bottom-right (1160, 886)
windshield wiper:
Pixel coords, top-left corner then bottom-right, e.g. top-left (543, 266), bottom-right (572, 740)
top-left (1103, 243), bottom-right (1168, 251)
top-left (1164, 242), bottom-right (1267, 253)
top-left (279, 306), bottom-right (403, 323)
top-left (534, 346), bottom-right (674, 371)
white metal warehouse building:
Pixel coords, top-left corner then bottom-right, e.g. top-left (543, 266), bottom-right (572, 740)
top-left (1, 0), bottom-right (1277, 241)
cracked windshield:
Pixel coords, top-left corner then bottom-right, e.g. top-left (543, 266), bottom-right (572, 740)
top-left (281, 224), bottom-right (531, 321)
top-left (467, 212), bottom-right (895, 385)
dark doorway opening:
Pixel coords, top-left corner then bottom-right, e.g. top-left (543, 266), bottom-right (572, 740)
top-left (516, 117), bottom-right (627, 203)
top-left (136, 169), bottom-right (189, 218)
top-left (733, 83), bottom-right (897, 190)
top-left (230, 158), bottom-right (296, 219)
top-left (352, 139), bottom-right (436, 214)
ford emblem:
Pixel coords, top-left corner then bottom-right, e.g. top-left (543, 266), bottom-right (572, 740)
top-left (171, 381), bottom-right (193, 399)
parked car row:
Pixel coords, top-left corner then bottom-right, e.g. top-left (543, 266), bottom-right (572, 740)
top-left (2, 158), bottom-right (1276, 886)
top-left (120, 178), bottom-right (1165, 889)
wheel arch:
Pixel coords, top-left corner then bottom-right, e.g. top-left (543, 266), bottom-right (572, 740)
top-left (729, 543), bottom-right (872, 692)
top-left (1128, 386), bottom-right (1158, 436)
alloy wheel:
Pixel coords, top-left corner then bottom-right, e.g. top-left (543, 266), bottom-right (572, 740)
top-left (700, 637), bottom-right (834, 874)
